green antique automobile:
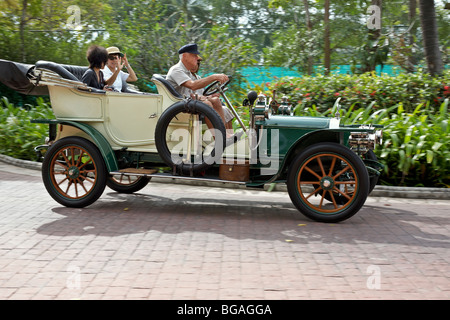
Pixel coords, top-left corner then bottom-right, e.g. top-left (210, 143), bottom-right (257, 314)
top-left (0, 59), bottom-right (383, 222)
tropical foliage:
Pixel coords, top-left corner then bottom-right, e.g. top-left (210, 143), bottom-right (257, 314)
top-left (263, 70), bottom-right (450, 113)
top-left (0, 97), bottom-right (54, 161)
top-left (296, 99), bottom-right (450, 188)
top-left (248, 71), bottom-right (450, 187)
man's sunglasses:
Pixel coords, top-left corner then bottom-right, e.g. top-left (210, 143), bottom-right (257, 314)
top-left (108, 55), bottom-right (121, 60)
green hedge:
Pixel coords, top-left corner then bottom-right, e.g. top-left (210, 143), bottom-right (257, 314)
top-left (297, 99), bottom-right (449, 188)
top-left (375, 100), bottom-right (449, 188)
top-left (246, 71), bottom-right (449, 188)
top-left (0, 83), bottom-right (51, 107)
top-left (261, 70), bottom-right (450, 113)
top-left (0, 97), bottom-right (54, 161)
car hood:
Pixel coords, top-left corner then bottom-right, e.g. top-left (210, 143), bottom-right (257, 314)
top-left (263, 115), bottom-right (331, 129)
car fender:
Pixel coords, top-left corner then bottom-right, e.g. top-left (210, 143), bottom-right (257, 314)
top-left (32, 119), bottom-right (118, 172)
top-left (277, 129), bottom-right (346, 179)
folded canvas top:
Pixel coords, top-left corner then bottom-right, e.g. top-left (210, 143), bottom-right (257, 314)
top-left (0, 59), bottom-right (49, 95)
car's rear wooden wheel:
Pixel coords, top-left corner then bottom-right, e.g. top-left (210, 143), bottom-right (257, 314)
top-left (107, 175), bottom-right (150, 193)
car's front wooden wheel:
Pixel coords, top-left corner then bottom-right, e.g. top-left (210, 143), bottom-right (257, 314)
top-left (287, 142), bottom-right (370, 223)
top-left (42, 137), bottom-right (107, 207)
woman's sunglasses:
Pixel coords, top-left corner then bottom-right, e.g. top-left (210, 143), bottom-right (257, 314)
top-left (108, 55), bottom-right (121, 60)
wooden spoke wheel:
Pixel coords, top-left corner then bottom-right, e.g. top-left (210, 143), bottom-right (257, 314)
top-left (287, 143), bottom-right (370, 223)
top-left (42, 137), bottom-right (107, 208)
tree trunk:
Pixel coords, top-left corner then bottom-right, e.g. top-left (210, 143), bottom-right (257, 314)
top-left (369, 0), bottom-right (382, 41)
top-left (363, 0), bottom-right (382, 73)
top-left (418, 0), bottom-right (443, 76)
top-left (324, 0), bottom-right (330, 75)
top-left (407, 0), bottom-right (417, 72)
top-left (303, 0), bottom-right (313, 75)
top-left (19, 0), bottom-right (28, 62)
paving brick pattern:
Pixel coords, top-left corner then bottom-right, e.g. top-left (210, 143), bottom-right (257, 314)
top-left (0, 164), bottom-right (449, 300)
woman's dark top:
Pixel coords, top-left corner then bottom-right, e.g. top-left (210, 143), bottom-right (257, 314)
top-left (81, 68), bottom-right (105, 89)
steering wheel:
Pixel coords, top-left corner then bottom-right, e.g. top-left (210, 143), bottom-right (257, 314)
top-left (203, 77), bottom-right (231, 96)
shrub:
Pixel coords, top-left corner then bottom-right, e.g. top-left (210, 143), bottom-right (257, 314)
top-left (244, 71), bottom-right (449, 187)
top-left (0, 97), bottom-right (54, 160)
top-left (298, 99), bottom-right (450, 188)
top-left (260, 69), bottom-right (450, 114)
top-left (375, 100), bottom-right (449, 187)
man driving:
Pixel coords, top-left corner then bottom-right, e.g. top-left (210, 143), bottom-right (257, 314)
top-left (167, 43), bottom-right (242, 143)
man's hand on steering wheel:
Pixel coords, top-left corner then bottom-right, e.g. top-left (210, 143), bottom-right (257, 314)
top-left (215, 74), bottom-right (229, 84)
top-left (203, 74), bottom-right (231, 96)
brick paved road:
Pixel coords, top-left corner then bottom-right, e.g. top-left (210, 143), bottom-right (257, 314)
top-left (0, 163), bottom-right (449, 300)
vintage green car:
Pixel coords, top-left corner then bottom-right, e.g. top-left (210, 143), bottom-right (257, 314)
top-left (0, 59), bottom-right (383, 223)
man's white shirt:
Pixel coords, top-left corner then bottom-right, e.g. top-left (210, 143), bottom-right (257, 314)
top-left (167, 60), bottom-right (204, 98)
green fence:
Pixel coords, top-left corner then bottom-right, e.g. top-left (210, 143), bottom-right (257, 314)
top-left (240, 65), bottom-right (405, 87)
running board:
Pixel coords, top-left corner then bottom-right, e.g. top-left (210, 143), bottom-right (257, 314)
top-left (109, 170), bottom-right (248, 185)
top-left (118, 168), bottom-right (158, 175)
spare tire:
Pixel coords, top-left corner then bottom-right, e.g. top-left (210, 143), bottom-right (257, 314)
top-left (155, 99), bottom-right (226, 175)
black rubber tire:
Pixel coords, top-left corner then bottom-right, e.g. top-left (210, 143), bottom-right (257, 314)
top-left (287, 142), bottom-right (370, 223)
top-left (365, 149), bottom-right (379, 195)
top-left (106, 175), bottom-right (150, 193)
top-left (155, 100), bottom-right (226, 175)
top-left (42, 136), bottom-right (107, 208)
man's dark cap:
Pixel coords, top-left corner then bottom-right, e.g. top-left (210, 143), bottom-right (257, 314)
top-left (178, 43), bottom-right (200, 55)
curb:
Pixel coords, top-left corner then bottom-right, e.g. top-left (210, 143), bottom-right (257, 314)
top-left (0, 154), bottom-right (42, 171)
top-left (1, 154), bottom-right (449, 200)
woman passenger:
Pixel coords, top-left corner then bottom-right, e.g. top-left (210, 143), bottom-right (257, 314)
top-left (81, 45), bottom-right (110, 90)
top-left (102, 46), bottom-right (138, 92)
